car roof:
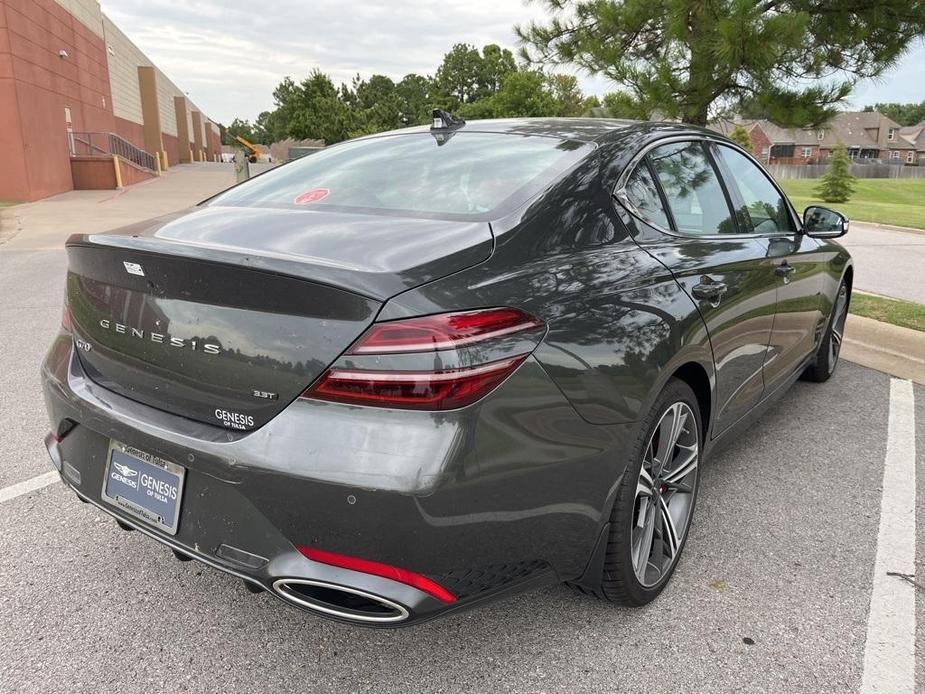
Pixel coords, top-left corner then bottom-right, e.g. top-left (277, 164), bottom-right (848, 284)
top-left (364, 118), bottom-right (720, 145)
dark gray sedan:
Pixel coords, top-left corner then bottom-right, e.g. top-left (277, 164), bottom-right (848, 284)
top-left (41, 115), bottom-right (852, 626)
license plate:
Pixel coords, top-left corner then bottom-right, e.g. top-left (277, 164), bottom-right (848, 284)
top-left (102, 441), bottom-right (185, 535)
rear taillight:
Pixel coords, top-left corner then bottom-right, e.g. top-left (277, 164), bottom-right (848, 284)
top-left (301, 307), bottom-right (546, 411)
top-left (309, 356), bottom-right (526, 410)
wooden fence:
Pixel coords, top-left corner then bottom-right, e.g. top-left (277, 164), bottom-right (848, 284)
top-left (767, 163), bottom-right (925, 179)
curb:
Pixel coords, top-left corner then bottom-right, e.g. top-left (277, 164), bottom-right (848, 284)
top-left (853, 288), bottom-right (924, 305)
top-left (842, 314), bottom-right (925, 385)
top-left (851, 220), bottom-right (925, 235)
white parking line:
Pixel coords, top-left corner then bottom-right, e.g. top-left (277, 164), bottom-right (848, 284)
top-left (861, 378), bottom-right (916, 694)
top-left (0, 471), bottom-right (59, 504)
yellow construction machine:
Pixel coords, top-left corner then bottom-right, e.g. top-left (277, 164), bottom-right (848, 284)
top-left (234, 135), bottom-right (261, 163)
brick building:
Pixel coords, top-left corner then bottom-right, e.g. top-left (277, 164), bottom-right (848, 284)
top-left (0, 0), bottom-right (223, 202)
top-left (712, 111), bottom-right (921, 166)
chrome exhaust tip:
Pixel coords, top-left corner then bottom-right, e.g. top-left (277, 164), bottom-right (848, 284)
top-left (272, 578), bottom-right (410, 624)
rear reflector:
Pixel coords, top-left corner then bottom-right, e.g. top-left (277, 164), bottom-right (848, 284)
top-left (50, 420), bottom-right (76, 443)
top-left (296, 545), bottom-right (456, 603)
top-left (62, 302), bottom-right (73, 333)
top-left (300, 307), bottom-right (545, 410)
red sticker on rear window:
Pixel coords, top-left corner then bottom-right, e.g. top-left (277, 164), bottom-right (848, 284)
top-left (294, 188), bottom-right (329, 205)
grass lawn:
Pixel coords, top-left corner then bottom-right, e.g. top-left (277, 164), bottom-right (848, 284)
top-left (779, 178), bottom-right (925, 230)
top-left (850, 292), bottom-right (925, 332)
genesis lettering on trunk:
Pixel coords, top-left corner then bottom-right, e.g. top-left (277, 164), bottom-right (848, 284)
top-left (98, 319), bottom-right (221, 355)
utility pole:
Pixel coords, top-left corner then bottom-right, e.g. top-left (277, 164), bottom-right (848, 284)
top-left (233, 148), bottom-right (250, 183)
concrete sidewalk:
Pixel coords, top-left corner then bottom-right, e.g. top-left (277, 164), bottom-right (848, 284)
top-left (842, 313), bottom-right (925, 385)
top-left (0, 162), bottom-right (241, 252)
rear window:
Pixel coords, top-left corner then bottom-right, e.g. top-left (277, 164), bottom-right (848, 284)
top-left (209, 132), bottom-right (590, 220)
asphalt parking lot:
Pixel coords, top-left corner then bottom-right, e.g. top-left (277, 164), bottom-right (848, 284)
top-left (838, 223), bottom-right (925, 305)
top-left (0, 164), bottom-right (920, 693)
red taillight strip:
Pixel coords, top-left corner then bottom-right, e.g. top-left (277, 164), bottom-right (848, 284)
top-left (348, 307), bottom-right (544, 354)
top-left (296, 545), bottom-right (456, 603)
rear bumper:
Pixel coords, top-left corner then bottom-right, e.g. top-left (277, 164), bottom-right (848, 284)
top-left (41, 334), bottom-right (634, 626)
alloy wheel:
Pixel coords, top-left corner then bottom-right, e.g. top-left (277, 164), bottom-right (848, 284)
top-left (631, 401), bottom-right (699, 588)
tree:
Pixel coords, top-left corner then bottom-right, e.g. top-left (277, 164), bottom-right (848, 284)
top-left (255, 109), bottom-right (285, 144)
top-left (268, 70), bottom-right (353, 145)
top-left (224, 118), bottom-right (264, 145)
top-left (435, 44), bottom-right (483, 108)
top-left (480, 44), bottom-right (518, 96)
top-left (395, 73), bottom-right (435, 125)
top-left (602, 91), bottom-right (649, 120)
top-left (815, 143), bottom-right (855, 203)
top-left (728, 124), bottom-right (754, 152)
top-left (547, 74), bottom-right (586, 116)
top-left (516, 1), bottom-right (925, 127)
top-left (238, 44), bottom-right (599, 145)
top-left (349, 74), bottom-right (402, 135)
top-left (492, 71), bottom-right (560, 117)
top-left (863, 101), bottom-right (925, 127)
top-left (458, 70), bottom-right (559, 119)
top-left (581, 95), bottom-right (602, 114)
top-left (435, 43), bottom-right (517, 109)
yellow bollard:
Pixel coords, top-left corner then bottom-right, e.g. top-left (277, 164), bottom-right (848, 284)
top-left (112, 155), bottom-right (123, 188)
top-left (160, 150), bottom-right (169, 170)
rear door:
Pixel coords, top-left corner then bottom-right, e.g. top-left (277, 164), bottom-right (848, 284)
top-left (711, 143), bottom-right (826, 391)
top-left (621, 140), bottom-right (780, 435)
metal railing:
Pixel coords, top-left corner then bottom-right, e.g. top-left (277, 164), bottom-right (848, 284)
top-left (70, 132), bottom-right (157, 173)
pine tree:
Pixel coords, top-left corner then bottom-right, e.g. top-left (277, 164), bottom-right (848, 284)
top-left (517, 1), bottom-right (925, 126)
top-left (815, 144), bottom-right (855, 203)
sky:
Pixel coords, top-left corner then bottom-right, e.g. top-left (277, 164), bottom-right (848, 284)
top-left (101, 0), bottom-right (925, 126)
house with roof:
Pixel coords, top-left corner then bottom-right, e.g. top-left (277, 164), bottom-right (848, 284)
top-left (712, 111), bottom-right (918, 165)
top-left (899, 121), bottom-right (925, 164)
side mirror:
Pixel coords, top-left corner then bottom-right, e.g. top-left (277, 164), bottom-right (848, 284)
top-left (803, 205), bottom-right (849, 238)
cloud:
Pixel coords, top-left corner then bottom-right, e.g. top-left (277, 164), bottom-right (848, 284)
top-left (847, 42), bottom-right (925, 109)
top-left (101, 0), bottom-right (610, 124)
top-left (100, 1), bottom-right (923, 125)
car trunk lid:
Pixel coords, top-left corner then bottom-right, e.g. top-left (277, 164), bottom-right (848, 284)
top-left (65, 206), bottom-right (493, 430)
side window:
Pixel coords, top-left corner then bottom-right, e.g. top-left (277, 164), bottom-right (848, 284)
top-left (716, 145), bottom-right (794, 233)
top-left (624, 161), bottom-right (670, 229)
top-left (648, 142), bottom-right (738, 235)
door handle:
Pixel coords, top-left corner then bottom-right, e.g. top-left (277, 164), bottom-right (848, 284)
top-left (692, 278), bottom-right (728, 303)
top-left (776, 262), bottom-right (795, 282)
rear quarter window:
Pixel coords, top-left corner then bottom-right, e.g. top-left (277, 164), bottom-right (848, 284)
top-left (210, 133), bottom-right (590, 220)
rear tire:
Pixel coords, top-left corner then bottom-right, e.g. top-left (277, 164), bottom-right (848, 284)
top-left (803, 280), bottom-right (849, 383)
top-left (600, 379), bottom-right (702, 606)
